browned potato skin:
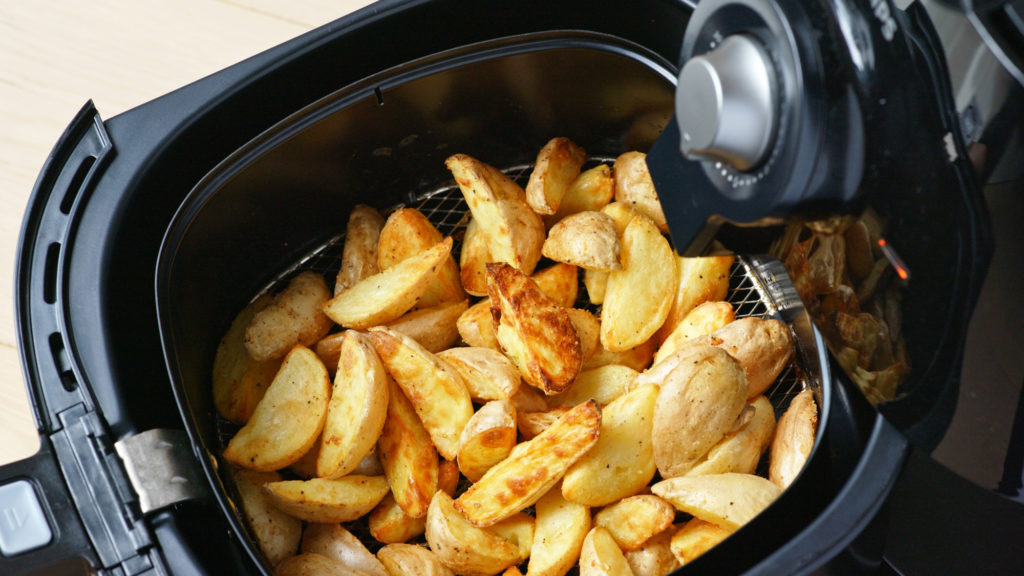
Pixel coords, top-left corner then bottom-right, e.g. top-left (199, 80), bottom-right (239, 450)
top-left (710, 316), bottom-right (794, 398)
top-left (526, 137), bottom-right (587, 215)
top-left (368, 459), bottom-right (460, 544)
top-left (262, 476), bottom-right (390, 524)
top-left (459, 218), bottom-right (492, 297)
top-left (437, 347), bottom-right (521, 402)
top-left (545, 163), bottom-right (615, 227)
top-left (377, 379), bottom-right (439, 519)
top-left (657, 254), bottom-right (734, 345)
top-left (377, 208), bottom-right (466, 309)
top-left (425, 491), bottom-right (521, 576)
top-left (769, 387), bottom-right (818, 489)
top-left (245, 271), bottom-right (334, 362)
top-left (669, 518), bottom-right (732, 565)
top-left (625, 529), bottom-right (680, 576)
top-left (335, 204), bottom-right (385, 296)
top-left (613, 151), bottom-right (667, 233)
top-left (457, 400), bottom-right (518, 482)
top-left (592, 494), bottom-right (675, 551)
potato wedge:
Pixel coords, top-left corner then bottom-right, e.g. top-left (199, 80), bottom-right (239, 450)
top-left (657, 255), bottom-right (734, 344)
top-left (613, 151), bottom-right (666, 233)
top-left (710, 316), bottom-right (794, 398)
top-left (213, 295), bottom-right (280, 424)
top-left (323, 237), bottom-right (453, 329)
top-left (566, 308), bottom-right (601, 363)
top-left (583, 269), bottom-right (609, 305)
top-left (488, 263), bottom-right (582, 394)
top-left (652, 473), bottom-right (782, 531)
top-left (530, 262), bottom-right (580, 308)
top-left (688, 395), bottom-right (776, 477)
top-left (377, 208), bottom-right (466, 308)
top-left (601, 201), bottom-right (638, 234)
top-left (516, 407), bottom-right (570, 441)
top-left (425, 491), bottom-right (522, 576)
top-left (368, 459), bottom-right (459, 544)
top-left (593, 494), bottom-right (675, 551)
top-left (335, 204), bottom-right (385, 295)
top-left (377, 543), bottom-right (455, 576)
top-left (377, 378), bottom-right (439, 519)
top-left (654, 301), bottom-right (735, 366)
top-left (317, 331), bottom-right (390, 479)
top-left (562, 384), bottom-right (658, 506)
top-left (579, 526), bottom-right (635, 576)
top-left (460, 218), bottom-right (492, 297)
top-left (223, 346), bottom-right (330, 471)
top-left (384, 299), bottom-right (468, 353)
top-left (275, 553), bottom-right (368, 576)
top-left (437, 347), bottom-right (520, 402)
top-left (314, 332), bottom-right (345, 377)
top-left (583, 336), bottom-right (656, 372)
top-left (526, 137), bottom-right (587, 215)
top-left (546, 163), bottom-right (615, 226)
top-left (301, 524), bottom-right (388, 576)
top-left (231, 468), bottom-right (301, 567)
top-left (527, 486), bottom-right (591, 576)
top-left (489, 512), bottom-right (535, 565)
top-left (651, 345), bottom-right (748, 478)
top-left (542, 211), bottom-right (621, 271)
top-left (600, 215), bottom-right (677, 352)
top-left (458, 400), bottom-right (518, 482)
top-left (245, 271), bottom-right (334, 362)
top-left (446, 153), bottom-right (545, 275)
top-left (624, 529), bottom-right (680, 576)
top-left (551, 364), bottom-right (637, 409)
top-left (263, 476), bottom-right (389, 523)
top-left (454, 400), bottom-right (601, 527)
top-left (769, 387), bottom-right (818, 489)
top-left (457, 299), bottom-right (501, 350)
top-left (669, 518), bottom-right (733, 565)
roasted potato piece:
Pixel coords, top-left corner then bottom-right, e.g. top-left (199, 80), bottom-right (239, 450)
top-left (624, 529), bottom-right (680, 576)
top-left (688, 395), bottom-right (776, 476)
top-left (526, 137), bottom-right (587, 215)
top-left (425, 491), bottom-right (522, 576)
top-left (384, 299), bottom-right (468, 353)
top-left (377, 378), bottom-right (438, 519)
top-left (593, 494), bottom-right (675, 551)
top-left (546, 163), bottom-right (615, 226)
top-left (488, 263), bottom-right (582, 394)
top-left (562, 384), bottom-right (659, 506)
top-left (232, 468), bottom-right (301, 567)
top-left (457, 299), bottom-right (501, 350)
top-left (460, 218), bottom-right (492, 297)
top-left (263, 476), bottom-right (389, 523)
top-left (275, 553), bottom-right (367, 576)
top-left (369, 460), bottom-right (459, 544)
top-left (613, 151), bottom-right (666, 233)
top-left (600, 215), bottom-right (677, 352)
top-left (301, 524), bottom-right (387, 576)
top-left (669, 518), bottom-right (733, 566)
top-left (335, 204), bottom-right (385, 296)
top-left (323, 237), bottom-right (454, 329)
top-left (437, 347), bottom-right (521, 402)
top-left (314, 332), bottom-right (345, 377)
top-left (447, 153), bottom-right (545, 275)
top-left (710, 316), bottom-right (794, 398)
top-left (213, 295), bottom-right (280, 424)
top-left (224, 346), bottom-right (330, 471)
top-left (530, 262), bottom-right (580, 308)
top-left (769, 387), bottom-right (818, 489)
top-left (654, 301), bottom-right (735, 366)
top-left (527, 485), bottom-right (591, 576)
top-left (377, 208), bottom-right (466, 308)
top-left (454, 401), bottom-right (601, 527)
top-left (657, 255), bottom-right (734, 345)
top-left (458, 400), bottom-right (518, 482)
top-left (377, 543), bottom-right (454, 576)
top-left (550, 364), bottom-right (638, 409)
top-left (369, 327), bottom-right (473, 460)
top-left (489, 512), bottom-right (535, 566)
top-left (579, 526), bottom-right (634, 576)
top-left (317, 331), bottom-right (390, 479)
top-left (652, 473), bottom-right (782, 531)
top-left (566, 308), bottom-right (601, 363)
top-left (583, 336), bottom-right (657, 372)
top-left (542, 211), bottom-right (622, 271)
top-left (245, 271), bottom-right (333, 362)
top-left (582, 269), bottom-right (609, 305)
top-left (651, 345), bottom-right (748, 478)
top-left (516, 407), bottom-right (570, 441)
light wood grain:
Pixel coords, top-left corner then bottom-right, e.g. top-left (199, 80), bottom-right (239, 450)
top-left (0, 0), bottom-right (372, 466)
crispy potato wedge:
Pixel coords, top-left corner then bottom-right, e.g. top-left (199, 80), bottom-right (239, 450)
top-left (317, 331), bottom-right (390, 479)
top-left (652, 473), bottom-right (782, 531)
top-left (224, 346), bottom-right (330, 471)
top-left (231, 469), bottom-right (302, 567)
top-left (669, 518), bottom-right (733, 566)
top-left (368, 459), bottom-right (459, 544)
top-left (550, 364), bottom-right (639, 409)
top-left (458, 400), bottom-right (518, 482)
top-left (510, 383), bottom-right (550, 414)
top-left (288, 437), bottom-right (322, 480)
top-left (263, 476), bottom-right (389, 523)
top-left (275, 553), bottom-right (368, 576)
top-left (710, 316), bottom-right (794, 398)
top-left (769, 387), bottom-right (818, 489)
top-left (446, 153), bottom-right (545, 275)
top-left (460, 218), bottom-right (492, 297)
top-left (542, 211), bottom-right (621, 271)
top-left (600, 215), bottom-right (677, 352)
top-left (526, 137), bottom-right (587, 215)
top-left (314, 332), bottom-right (345, 377)
top-left (488, 263), bottom-right (582, 394)
top-left (377, 544), bottom-right (454, 576)
top-left (457, 299), bottom-right (501, 350)
top-left (546, 163), bottom-right (615, 226)
top-left (323, 237), bottom-right (453, 329)
top-left (213, 295), bottom-right (280, 424)
top-left (583, 336), bottom-right (656, 372)
top-left (613, 151), bottom-right (666, 233)
top-left (437, 347), bottom-right (521, 402)
top-left (624, 529), bottom-right (680, 576)
top-left (489, 512), bottom-right (535, 565)
top-left (566, 308), bottom-right (601, 363)
top-left (562, 384), bottom-right (658, 506)
top-left (370, 327), bottom-right (473, 460)
top-left (579, 526), bottom-right (634, 576)
top-left (530, 262), bottom-right (580, 308)
top-left (377, 208), bottom-right (466, 308)
top-left (657, 255), bottom-right (734, 344)
top-left (245, 271), bottom-right (334, 362)
top-left (654, 301), bottom-right (735, 366)
top-left (301, 524), bottom-right (388, 576)
top-left (593, 494), bottom-right (675, 551)
top-left (527, 486), bottom-right (591, 576)
top-left (426, 491), bottom-right (522, 576)
top-left (384, 299), bottom-right (468, 353)
top-left (651, 345), bottom-right (748, 478)
top-left (688, 395), bottom-right (776, 477)
top-left (516, 407), bottom-right (570, 441)
top-left (454, 400), bottom-right (601, 527)
top-left (601, 201), bottom-right (638, 234)
top-left (335, 204), bottom-right (385, 296)
top-left (377, 378), bottom-right (439, 519)
top-left (582, 269), bottom-right (609, 305)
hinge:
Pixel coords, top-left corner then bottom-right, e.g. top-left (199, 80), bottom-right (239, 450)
top-left (114, 429), bottom-right (209, 514)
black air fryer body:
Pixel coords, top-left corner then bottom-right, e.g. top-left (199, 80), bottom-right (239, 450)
top-left (5, 0), bottom-right (1022, 575)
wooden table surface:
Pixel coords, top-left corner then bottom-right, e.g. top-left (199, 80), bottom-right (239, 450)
top-left (0, 0), bottom-right (372, 466)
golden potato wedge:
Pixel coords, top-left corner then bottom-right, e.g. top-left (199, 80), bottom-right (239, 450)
top-left (314, 332), bottom-right (345, 377)
top-left (368, 459), bottom-right (459, 544)
top-left (275, 553), bottom-right (368, 576)
top-left (354, 450), bottom-right (385, 477)
top-left (566, 308), bottom-right (601, 363)
top-left (651, 345), bottom-right (748, 478)
top-left (323, 237), bottom-right (453, 329)
top-left (425, 491), bottom-right (522, 576)
top-left (457, 299), bottom-right (501, 350)
top-left (301, 524), bottom-right (388, 576)
top-left (562, 383), bottom-right (659, 506)
top-left (527, 485), bottom-right (591, 576)
top-left (446, 153), bottom-right (545, 275)
top-left (583, 336), bottom-right (656, 372)
top-left (579, 526), bottom-right (634, 576)
top-left (245, 271), bottom-right (334, 362)
top-left (335, 204), bottom-right (385, 296)
top-left (516, 407), bottom-right (570, 441)
top-left (652, 473), bottom-right (782, 531)
top-left (550, 364), bottom-right (639, 409)
top-left (593, 495), bottom-right (675, 552)
top-left (377, 543), bottom-right (454, 576)
top-left (769, 387), bottom-right (818, 489)
top-left (657, 255), bottom-right (734, 344)
top-left (317, 331), bottom-right (390, 479)
top-left (454, 400), bottom-right (601, 527)
top-left (624, 529), bottom-right (680, 576)
top-left (489, 512), bottom-right (535, 565)
top-left (377, 378), bottom-right (439, 519)
top-left (613, 150), bottom-right (666, 233)
top-left (545, 163), bottom-right (615, 226)
top-left (213, 295), bottom-right (282, 424)
top-left (530, 262), bottom-right (580, 308)
top-left (369, 327), bottom-right (473, 460)
top-left (601, 201), bottom-right (638, 234)
top-left (488, 263), bottom-right (582, 394)
top-left (231, 468), bottom-right (302, 567)
top-left (510, 383), bottom-right (550, 414)
top-left (384, 299), bottom-right (469, 353)
top-left (654, 301), bottom-right (735, 366)
top-left (460, 218), bottom-right (492, 297)
top-left (600, 215), bottom-right (677, 352)
top-left (542, 211), bottom-right (621, 271)
top-left (688, 395), bottom-right (776, 477)
top-left (263, 475), bottom-right (389, 523)
top-left (377, 208), bottom-right (466, 308)
top-left (223, 346), bottom-right (330, 471)
top-left (437, 347), bottom-right (521, 402)
top-left (710, 316), bottom-right (794, 398)
top-left (582, 269), bottom-right (609, 305)
top-left (526, 137), bottom-right (587, 215)
top-left (288, 437), bottom-right (322, 480)
top-left (669, 518), bottom-right (733, 566)
top-left (458, 400), bottom-right (518, 482)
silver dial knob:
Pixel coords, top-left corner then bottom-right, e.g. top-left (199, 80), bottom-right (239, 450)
top-left (676, 34), bottom-right (777, 172)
